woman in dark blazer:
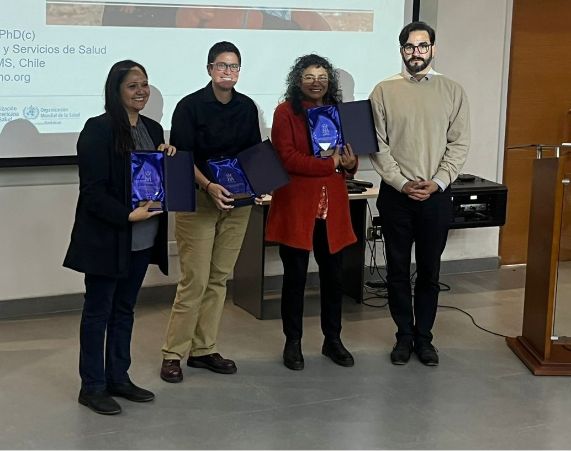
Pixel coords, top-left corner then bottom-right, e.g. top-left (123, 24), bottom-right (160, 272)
top-left (266, 54), bottom-right (357, 371)
top-left (64, 60), bottom-right (175, 415)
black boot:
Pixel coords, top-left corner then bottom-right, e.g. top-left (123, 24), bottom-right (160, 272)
top-left (107, 381), bottom-right (155, 402)
top-left (390, 338), bottom-right (414, 365)
top-left (322, 338), bottom-right (354, 367)
top-left (78, 389), bottom-right (121, 415)
top-left (283, 339), bottom-right (304, 370)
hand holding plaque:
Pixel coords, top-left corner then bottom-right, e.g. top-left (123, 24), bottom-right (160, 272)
top-left (207, 157), bottom-right (254, 205)
top-left (204, 141), bottom-right (289, 209)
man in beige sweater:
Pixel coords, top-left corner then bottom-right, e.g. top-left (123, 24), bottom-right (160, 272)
top-left (369, 21), bottom-right (470, 366)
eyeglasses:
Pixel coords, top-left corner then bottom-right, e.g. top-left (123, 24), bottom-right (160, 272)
top-left (210, 62), bottom-right (241, 72)
top-left (302, 75), bottom-right (329, 83)
top-left (401, 42), bottom-right (432, 55)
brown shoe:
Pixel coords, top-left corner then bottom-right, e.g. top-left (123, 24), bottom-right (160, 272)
top-left (187, 353), bottom-right (237, 374)
top-left (160, 359), bottom-right (183, 383)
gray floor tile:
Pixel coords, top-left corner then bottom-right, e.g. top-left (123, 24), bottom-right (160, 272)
top-left (1, 267), bottom-right (571, 449)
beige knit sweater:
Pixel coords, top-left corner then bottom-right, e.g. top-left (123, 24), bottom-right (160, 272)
top-left (369, 71), bottom-right (470, 191)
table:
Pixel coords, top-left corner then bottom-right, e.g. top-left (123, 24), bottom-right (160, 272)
top-left (232, 187), bottom-right (379, 319)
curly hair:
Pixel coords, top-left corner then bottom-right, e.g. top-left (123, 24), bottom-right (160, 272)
top-left (283, 54), bottom-right (342, 115)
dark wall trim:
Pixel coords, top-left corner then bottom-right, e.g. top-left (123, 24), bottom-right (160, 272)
top-left (0, 257), bottom-right (500, 320)
top-left (0, 156), bottom-right (77, 168)
top-left (413, 0), bottom-right (421, 21)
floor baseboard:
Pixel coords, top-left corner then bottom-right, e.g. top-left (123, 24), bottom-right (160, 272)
top-left (0, 257), bottom-right (500, 319)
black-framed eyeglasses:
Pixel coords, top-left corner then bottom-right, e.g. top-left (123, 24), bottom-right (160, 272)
top-left (302, 75), bottom-right (329, 83)
top-left (401, 42), bottom-right (432, 55)
top-left (210, 62), bottom-right (241, 72)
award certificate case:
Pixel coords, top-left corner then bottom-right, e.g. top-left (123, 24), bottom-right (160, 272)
top-left (130, 150), bottom-right (195, 212)
top-left (306, 100), bottom-right (379, 156)
top-left (207, 139), bottom-right (290, 207)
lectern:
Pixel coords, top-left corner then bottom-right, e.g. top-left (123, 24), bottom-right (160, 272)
top-left (507, 144), bottom-right (571, 375)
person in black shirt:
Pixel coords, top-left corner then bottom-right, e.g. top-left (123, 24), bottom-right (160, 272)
top-left (160, 41), bottom-right (261, 383)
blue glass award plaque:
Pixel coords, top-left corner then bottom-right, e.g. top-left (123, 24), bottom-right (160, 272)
top-left (131, 151), bottom-right (165, 211)
top-left (306, 105), bottom-right (345, 157)
top-left (207, 157), bottom-right (254, 202)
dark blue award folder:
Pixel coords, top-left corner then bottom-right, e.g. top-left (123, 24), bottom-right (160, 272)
top-left (164, 150), bottom-right (195, 212)
top-left (237, 139), bottom-right (290, 195)
top-left (337, 100), bottom-right (379, 155)
top-left (306, 100), bottom-right (379, 156)
top-left (130, 150), bottom-right (195, 212)
top-left (207, 139), bottom-right (290, 207)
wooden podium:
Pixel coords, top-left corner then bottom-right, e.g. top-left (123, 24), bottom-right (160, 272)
top-left (506, 145), bottom-right (571, 375)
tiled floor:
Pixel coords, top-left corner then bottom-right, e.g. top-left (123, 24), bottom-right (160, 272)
top-left (1, 266), bottom-right (570, 449)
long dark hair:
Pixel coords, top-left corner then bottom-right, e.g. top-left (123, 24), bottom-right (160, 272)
top-left (104, 59), bottom-right (148, 153)
top-left (284, 54), bottom-right (342, 115)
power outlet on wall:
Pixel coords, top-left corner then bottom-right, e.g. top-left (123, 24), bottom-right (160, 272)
top-left (367, 226), bottom-right (383, 241)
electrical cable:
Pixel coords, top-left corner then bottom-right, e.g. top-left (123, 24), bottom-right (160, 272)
top-left (363, 285), bottom-right (387, 308)
top-left (411, 272), bottom-right (506, 338)
top-left (365, 202), bottom-right (387, 285)
top-left (362, 282), bottom-right (388, 308)
top-left (437, 304), bottom-right (509, 338)
top-left (362, 297), bottom-right (388, 309)
top-left (361, 203), bottom-right (388, 308)
top-left (439, 281), bottom-right (451, 292)
top-left (361, 204), bottom-right (508, 338)
top-left (362, 227), bottom-right (509, 338)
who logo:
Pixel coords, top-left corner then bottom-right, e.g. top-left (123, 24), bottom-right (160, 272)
top-left (23, 105), bottom-right (39, 120)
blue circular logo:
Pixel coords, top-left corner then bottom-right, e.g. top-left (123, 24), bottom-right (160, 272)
top-left (23, 105), bottom-right (39, 120)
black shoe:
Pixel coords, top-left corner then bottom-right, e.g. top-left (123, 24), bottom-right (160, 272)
top-left (78, 389), bottom-right (121, 415)
top-left (187, 353), bottom-right (237, 374)
top-left (283, 339), bottom-right (304, 370)
top-left (390, 339), bottom-right (413, 365)
top-left (322, 338), bottom-right (354, 367)
top-left (415, 342), bottom-right (439, 366)
top-left (107, 381), bottom-right (155, 402)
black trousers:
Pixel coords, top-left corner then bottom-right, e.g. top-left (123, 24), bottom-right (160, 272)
top-left (378, 182), bottom-right (452, 344)
top-left (279, 219), bottom-right (343, 341)
top-left (79, 248), bottom-right (152, 392)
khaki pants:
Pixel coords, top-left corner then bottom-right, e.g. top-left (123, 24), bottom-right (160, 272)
top-left (162, 189), bottom-right (251, 359)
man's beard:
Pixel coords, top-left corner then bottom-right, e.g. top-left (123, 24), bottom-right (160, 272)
top-left (404, 54), bottom-right (433, 74)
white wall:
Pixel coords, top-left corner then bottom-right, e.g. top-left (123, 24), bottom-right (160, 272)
top-left (0, 0), bottom-right (512, 302)
top-left (354, 0), bottom-right (512, 265)
top-left (433, 0), bottom-right (511, 183)
top-left (433, 0), bottom-right (511, 261)
top-left (0, 167), bottom-right (182, 301)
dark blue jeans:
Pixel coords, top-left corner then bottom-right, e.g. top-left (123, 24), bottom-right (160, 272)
top-left (378, 182), bottom-right (452, 345)
top-left (79, 248), bottom-right (152, 392)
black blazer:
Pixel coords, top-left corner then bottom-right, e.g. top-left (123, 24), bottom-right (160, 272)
top-left (63, 113), bottom-right (169, 277)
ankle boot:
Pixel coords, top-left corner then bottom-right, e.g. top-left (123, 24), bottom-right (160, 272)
top-left (283, 339), bottom-right (304, 370)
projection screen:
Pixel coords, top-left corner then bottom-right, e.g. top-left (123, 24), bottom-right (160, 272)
top-left (0, 0), bottom-right (411, 166)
